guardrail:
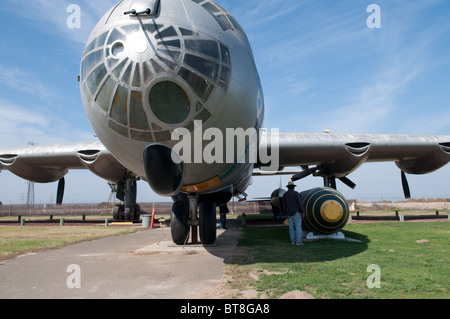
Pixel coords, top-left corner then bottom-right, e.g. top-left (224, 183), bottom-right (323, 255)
top-left (351, 210), bottom-right (449, 221)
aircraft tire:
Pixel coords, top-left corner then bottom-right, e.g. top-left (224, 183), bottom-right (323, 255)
top-left (199, 199), bottom-right (217, 245)
top-left (113, 204), bottom-right (124, 221)
top-left (133, 204), bottom-right (141, 221)
top-left (124, 207), bottom-right (132, 220)
top-left (171, 200), bottom-right (189, 245)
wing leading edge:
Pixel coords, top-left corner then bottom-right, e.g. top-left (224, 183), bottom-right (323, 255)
top-left (257, 132), bottom-right (450, 193)
top-left (0, 141), bottom-right (128, 183)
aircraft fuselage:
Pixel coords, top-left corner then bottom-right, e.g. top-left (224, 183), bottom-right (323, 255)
top-left (80, 0), bottom-right (264, 197)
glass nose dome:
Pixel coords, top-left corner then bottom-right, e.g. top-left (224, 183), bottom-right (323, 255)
top-left (80, 7), bottom-right (232, 143)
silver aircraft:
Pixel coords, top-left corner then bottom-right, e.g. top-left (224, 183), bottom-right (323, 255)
top-left (1, 0), bottom-right (450, 244)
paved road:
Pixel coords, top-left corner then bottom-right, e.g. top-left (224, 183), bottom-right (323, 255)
top-left (0, 224), bottom-right (241, 299)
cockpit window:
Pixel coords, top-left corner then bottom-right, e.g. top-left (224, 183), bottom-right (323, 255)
top-left (157, 39), bottom-right (181, 48)
top-left (193, 0), bottom-right (245, 34)
top-left (96, 76), bottom-right (115, 112)
top-left (216, 14), bottom-right (232, 31)
top-left (122, 63), bottom-right (133, 85)
top-left (86, 64), bottom-right (107, 96)
top-left (178, 67), bottom-right (214, 102)
top-left (84, 32), bottom-right (108, 55)
top-left (132, 63), bottom-right (141, 87)
top-left (130, 90), bottom-right (149, 130)
top-left (220, 44), bottom-right (230, 64)
top-left (155, 26), bottom-right (177, 39)
top-left (226, 15), bottom-right (245, 34)
top-left (110, 85), bottom-right (128, 126)
top-left (179, 27), bottom-right (197, 36)
top-left (107, 29), bottom-right (126, 46)
top-left (180, 37), bottom-right (231, 95)
top-left (83, 49), bottom-right (103, 80)
top-left (185, 40), bottom-right (219, 60)
top-left (81, 20), bottom-right (233, 142)
top-left (112, 58), bottom-right (129, 78)
top-left (202, 2), bottom-right (220, 13)
top-left (184, 54), bottom-right (218, 81)
top-left (143, 23), bottom-right (163, 33)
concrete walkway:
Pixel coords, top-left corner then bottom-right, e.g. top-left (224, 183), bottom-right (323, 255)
top-left (0, 224), bottom-right (241, 299)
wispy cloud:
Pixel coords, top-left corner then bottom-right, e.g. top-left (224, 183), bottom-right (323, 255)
top-left (0, 65), bottom-right (59, 103)
top-left (327, 1), bottom-right (450, 134)
top-left (286, 77), bottom-right (318, 96)
top-left (0, 97), bottom-right (96, 147)
top-left (246, 0), bottom-right (450, 134)
top-left (4, 0), bottom-right (117, 45)
top-left (242, 0), bottom-right (310, 25)
top-left (0, 101), bottom-right (49, 130)
top-left (0, 99), bottom-right (51, 147)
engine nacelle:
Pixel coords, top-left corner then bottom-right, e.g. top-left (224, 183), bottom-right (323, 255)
top-left (269, 188), bottom-right (286, 218)
top-left (299, 187), bottom-right (350, 234)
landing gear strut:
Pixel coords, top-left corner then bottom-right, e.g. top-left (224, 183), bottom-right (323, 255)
top-left (199, 199), bottom-right (216, 244)
top-left (113, 178), bottom-right (141, 221)
top-left (170, 194), bottom-right (217, 245)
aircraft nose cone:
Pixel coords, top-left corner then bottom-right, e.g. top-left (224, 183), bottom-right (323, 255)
top-left (133, 36), bottom-right (148, 53)
top-left (126, 31), bottom-right (156, 62)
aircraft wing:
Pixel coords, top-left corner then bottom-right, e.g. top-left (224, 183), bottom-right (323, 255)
top-left (257, 131), bottom-right (450, 196)
top-left (2, 132), bottom-right (450, 200)
top-left (0, 141), bottom-right (129, 184)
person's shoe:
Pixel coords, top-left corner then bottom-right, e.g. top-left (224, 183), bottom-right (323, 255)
top-left (296, 242), bottom-right (304, 246)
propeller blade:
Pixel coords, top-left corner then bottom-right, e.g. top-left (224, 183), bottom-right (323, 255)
top-left (401, 171), bottom-right (411, 199)
top-left (291, 170), bottom-right (312, 182)
top-left (291, 166), bottom-right (319, 182)
top-left (338, 176), bottom-right (356, 189)
top-left (56, 177), bottom-right (65, 205)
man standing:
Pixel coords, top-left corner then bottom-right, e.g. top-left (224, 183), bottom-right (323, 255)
top-left (282, 181), bottom-right (306, 245)
top-left (218, 203), bottom-right (229, 230)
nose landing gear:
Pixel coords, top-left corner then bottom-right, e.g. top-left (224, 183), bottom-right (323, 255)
top-left (170, 194), bottom-right (217, 245)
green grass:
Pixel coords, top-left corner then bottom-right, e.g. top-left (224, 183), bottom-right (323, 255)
top-left (226, 221), bottom-right (449, 299)
top-left (0, 226), bottom-right (143, 262)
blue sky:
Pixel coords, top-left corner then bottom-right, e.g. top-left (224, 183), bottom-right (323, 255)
top-left (1, 0), bottom-right (450, 204)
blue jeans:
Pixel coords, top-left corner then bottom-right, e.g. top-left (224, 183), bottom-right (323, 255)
top-left (219, 213), bottom-right (227, 229)
top-left (288, 212), bottom-right (303, 244)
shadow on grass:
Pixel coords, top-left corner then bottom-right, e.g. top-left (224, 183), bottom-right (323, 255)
top-left (231, 226), bottom-right (369, 265)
